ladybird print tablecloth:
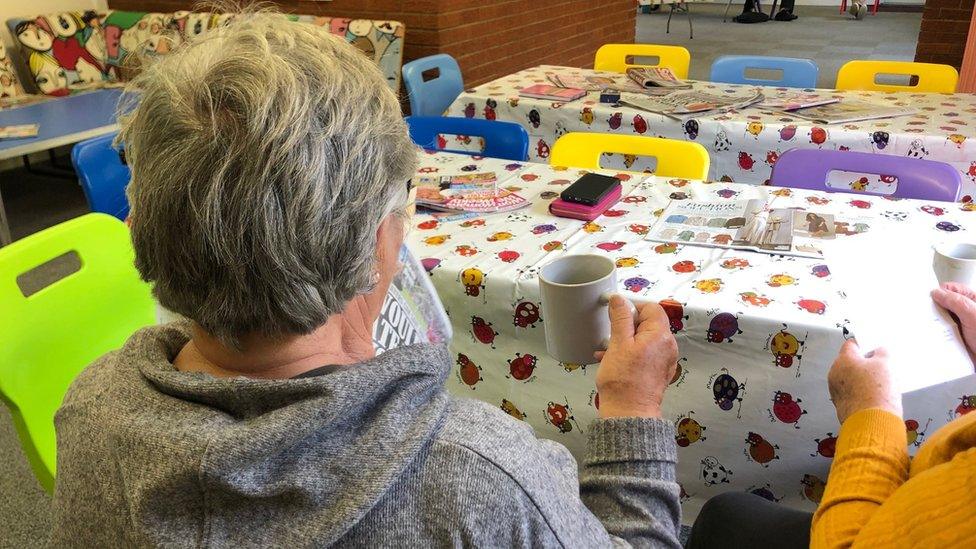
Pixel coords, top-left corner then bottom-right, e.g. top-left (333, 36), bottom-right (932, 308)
top-left (446, 65), bottom-right (976, 199)
top-left (405, 151), bottom-right (976, 522)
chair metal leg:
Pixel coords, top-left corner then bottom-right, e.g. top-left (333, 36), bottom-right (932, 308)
top-left (724, 0), bottom-right (734, 22)
top-left (0, 183), bottom-right (11, 246)
top-left (667, 3), bottom-right (674, 34)
top-left (22, 154), bottom-right (74, 180)
top-left (687, 3), bottom-right (694, 39)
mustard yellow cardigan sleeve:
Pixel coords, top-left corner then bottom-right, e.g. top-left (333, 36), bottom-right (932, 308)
top-left (810, 408), bottom-right (909, 549)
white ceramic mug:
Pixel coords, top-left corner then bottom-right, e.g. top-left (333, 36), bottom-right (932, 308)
top-left (539, 254), bottom-right (624, 365)
top-left (934, 243), bottom-right (976, 286)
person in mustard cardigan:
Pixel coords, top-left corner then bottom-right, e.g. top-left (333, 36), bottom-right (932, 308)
top-left (688, 282), bottom-right (976, 548)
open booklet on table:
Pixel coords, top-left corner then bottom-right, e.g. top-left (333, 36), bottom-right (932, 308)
top-left (645, 198), bottom-right (840, 258)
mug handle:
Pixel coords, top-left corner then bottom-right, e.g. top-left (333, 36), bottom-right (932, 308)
top-left (598, 292), bottom-right (640, 350)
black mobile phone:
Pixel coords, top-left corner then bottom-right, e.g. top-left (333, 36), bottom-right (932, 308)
top-left (560, 173), bottom-right (621, 206)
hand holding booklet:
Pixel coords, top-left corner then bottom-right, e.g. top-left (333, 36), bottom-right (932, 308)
top-left (821, 228), bottom-right (974, 393)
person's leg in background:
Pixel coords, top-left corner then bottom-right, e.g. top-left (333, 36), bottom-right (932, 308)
top-left (775, 0), bottom-right (799, 20)
top-left (686, 492), bottom-right (812, 549)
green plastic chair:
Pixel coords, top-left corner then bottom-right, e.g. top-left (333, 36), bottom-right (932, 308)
top-left (0, 213), bottom-right (155, 492)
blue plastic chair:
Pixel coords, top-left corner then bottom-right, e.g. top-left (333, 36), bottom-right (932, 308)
top-left (405, 116), bottom-right (529, 161)
top-left (770, 149), bottom-right (961, 202)
top-left (402, 54), bottom-right (464, 117)
top-left (71, 132), bottom-right (131, 220)
top-left (710, 56), bottom-right (819, 89)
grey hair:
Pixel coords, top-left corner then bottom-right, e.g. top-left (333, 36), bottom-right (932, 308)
top-left (118, 12), bottom-right (418, 346)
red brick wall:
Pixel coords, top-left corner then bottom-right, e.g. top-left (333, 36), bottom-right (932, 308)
top-left (915, 0), bottom-right (975, 70)
top-left (106, 0), bottom-right (637, 87)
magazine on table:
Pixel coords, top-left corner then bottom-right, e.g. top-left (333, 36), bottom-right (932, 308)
top-left (645, 199), bottom-right (838, 258)
top-left (519, 84), bottom-right (587, 101)
top-left (758, 93), bottom-right (840, 111)
top-left (413, 171), bottom-right (529, 214)
top-left (620, 88), bottom-right (764, 119)
top-left (626, 67), bottom-right (692, 89)
top-left (781, 100), bottom-right (917, 124)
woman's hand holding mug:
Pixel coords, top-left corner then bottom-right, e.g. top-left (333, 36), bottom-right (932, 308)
top-left (594, 296), bottom-right (679, 419)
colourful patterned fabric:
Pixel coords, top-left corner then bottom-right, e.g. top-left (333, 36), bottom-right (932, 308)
top-left (449, 65), bottom-right (976, 200)
top-left (0, 41), bottom-right (25, 98)
top-left (406, 150), bottom-right (975, 521)
top-left (294, 16), bottom-right (405, 89)
top-left (7, 11), bottom-right (113, 96)
top-left (7, 10), bottom-right (405, 96)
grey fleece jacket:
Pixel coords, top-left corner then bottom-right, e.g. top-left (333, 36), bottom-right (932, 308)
top-left (49, 323), bottom-right (681, 548)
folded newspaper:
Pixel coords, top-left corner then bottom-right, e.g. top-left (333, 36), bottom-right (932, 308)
top-left (626, 67), bottom-right (692, 89)
top-left (546, 71), bottom-right (620, 91)
top-left (758, 93), bottom-right (840, 111)
top-left (620, 88), bottom-right (764, 119)
top-left (782, 100), bottom-right (917, 124)
top-left (413, 172), bottom-right (529, 214)
top-left (645, 199), bottom-right (838, 258)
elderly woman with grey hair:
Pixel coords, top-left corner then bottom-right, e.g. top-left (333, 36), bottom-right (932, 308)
top-left (50, 13), bottom-right (683, 548)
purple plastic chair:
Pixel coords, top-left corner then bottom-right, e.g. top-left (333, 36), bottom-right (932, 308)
top-left (770, 149), bottom-right (961, 202)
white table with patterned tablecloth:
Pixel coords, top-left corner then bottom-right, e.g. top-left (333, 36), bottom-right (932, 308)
top-left (446, 65), bottom-right (976, 199)
top-left (405, 150), bottom-right (976, 521)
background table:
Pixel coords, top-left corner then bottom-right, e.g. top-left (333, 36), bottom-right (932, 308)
top-left (446, 65), bottom-right (976, 199)
top-left (405, 151), bottom-right (975, 520)
top-left (0, 89), bottom-right (123, 245)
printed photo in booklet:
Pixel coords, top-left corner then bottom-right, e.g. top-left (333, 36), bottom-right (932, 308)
top-left (645, 199), bottom-right (836, 258)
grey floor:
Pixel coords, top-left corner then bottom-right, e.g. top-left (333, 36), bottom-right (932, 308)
top-left (0, 8), bottom-right (923, 543)
top-left (637, 4), bottom-right (923, 89)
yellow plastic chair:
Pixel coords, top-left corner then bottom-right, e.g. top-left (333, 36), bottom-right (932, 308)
top-left (550, 133), bottom-right (710, 180)
top-left (835, 60), bottom-right (958, 93)
top-left (0, 213), bottom-right (155, 492)
top-left (594, 44), bottom-right (691, 79)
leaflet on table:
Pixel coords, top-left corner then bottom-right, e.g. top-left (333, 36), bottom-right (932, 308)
top-left (619, 89), bottom-right (764, 119)
top-left (781, 100), bottom-right (917, 124)
top-left (0, 124), bottom-right (39, 139)
top-left (626, 67), bottom-right (693, 89)
top-left (518, 84), bottom-right (587, 102)
top-left (0, 95), bottom-right (50, 109)
top-left (644, 199), bottom-right (837, 258)
top-left (413, 172), bottom-right (529, 214)
top-left (820, 228), bottom-right (973, 393)
top-left (758, 93), bottom-right (840, 111)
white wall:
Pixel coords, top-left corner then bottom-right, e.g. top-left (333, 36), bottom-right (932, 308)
top-left (0, 0), bottom-right (108, 50)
